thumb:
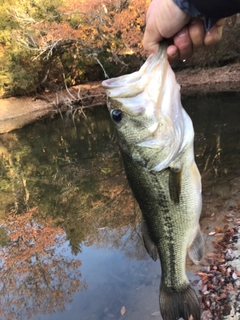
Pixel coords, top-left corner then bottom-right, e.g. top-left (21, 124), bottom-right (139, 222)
top-left (143, 27), bottom-right (164, 54)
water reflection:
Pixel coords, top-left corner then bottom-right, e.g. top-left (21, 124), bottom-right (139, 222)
top-left (0, 108), bottom-right (139, 256)
top-left (0, 208), bottom-right (85, 320)
top-left (0, 93), bottom-right (239, 319)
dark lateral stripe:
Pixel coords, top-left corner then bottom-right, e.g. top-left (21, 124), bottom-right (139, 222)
top-left (168, 168), bottom-right (182, 204)
top-left (152, 173), bottom-right (177, 285)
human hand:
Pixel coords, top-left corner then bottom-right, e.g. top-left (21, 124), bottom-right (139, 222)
top-left (142, 0), bottom-right (225, 61)
top-left (166, 18), bottom-right (225, 61)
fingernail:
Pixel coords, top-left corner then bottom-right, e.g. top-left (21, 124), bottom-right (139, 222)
top-left (167, 47), bottom-right (178, 62)
top-left (176, 27), bottom-right (187, 38)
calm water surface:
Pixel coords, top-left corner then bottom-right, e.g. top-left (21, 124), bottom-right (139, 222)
top-left (0, 92), bottom-right (240, 320)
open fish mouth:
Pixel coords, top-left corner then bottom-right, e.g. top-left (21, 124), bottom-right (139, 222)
top-left (103, 45), bottom-right (191, 171)
top-left (102, 45), bottom-right (168, 104)
top-left (102, 45), bottom-right (187, 172)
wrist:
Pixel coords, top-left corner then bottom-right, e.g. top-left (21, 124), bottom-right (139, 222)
top-left (172, 0), bottom-right (201, 17)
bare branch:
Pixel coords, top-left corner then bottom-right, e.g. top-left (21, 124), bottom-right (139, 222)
top-left (87, 53), bottom-right (109, 79)
top-left (7, 8), bottom-right (37, 25)
top-left (63, 74), bottom-right (76, 101)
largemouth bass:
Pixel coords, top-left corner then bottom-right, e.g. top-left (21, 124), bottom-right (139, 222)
top-left (102, 46), bottom-right (203, 320)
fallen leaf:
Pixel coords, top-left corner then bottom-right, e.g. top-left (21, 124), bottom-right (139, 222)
top-left (235, 270), bottom-right (240, 277)
top-left (120, 306), bottom-right (126, 316)
top-left (215, 226), bottom-right (223, 233)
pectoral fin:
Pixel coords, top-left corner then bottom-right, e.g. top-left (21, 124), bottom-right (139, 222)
top-left (141, 219), bottom-right (158, 261)
top-left (169, 168), bottom-right (182, 204)
top-left (188, 226), bottom-right (204, 264)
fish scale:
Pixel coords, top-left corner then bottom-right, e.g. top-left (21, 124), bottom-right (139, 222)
top-left (122, 151), bottom-right (190, 289)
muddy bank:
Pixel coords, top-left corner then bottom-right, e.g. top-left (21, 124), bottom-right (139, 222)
top-left (177, 63), bottom-right (240, 95)
top-left (0, 63), bottom-right (240, 134)
top-left (0, 97), bottom-right (53, 134)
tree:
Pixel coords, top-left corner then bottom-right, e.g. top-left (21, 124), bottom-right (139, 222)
top-left (0, 0), bottom-right (148, 96)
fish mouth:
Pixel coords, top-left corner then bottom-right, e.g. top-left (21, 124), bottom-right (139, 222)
top-left (102, 45), bottom-right (168, 102)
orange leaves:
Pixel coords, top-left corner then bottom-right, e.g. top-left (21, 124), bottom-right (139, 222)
top-left (0, 206), bottom-right (85, 319)
top-left (197, 221), bottom-right (240, 319)
top-left (29, 0), bottom-right (148, 58)
top-left (1, 0), bottom-right (150, 96)
top-left (2, 206), bottom-right (66, 269)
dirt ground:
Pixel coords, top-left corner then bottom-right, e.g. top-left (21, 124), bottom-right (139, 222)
top-left (176, 63), bottom-right (240, 95)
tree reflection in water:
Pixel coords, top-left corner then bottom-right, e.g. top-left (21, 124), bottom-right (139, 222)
top-left (0, 207), bottom-right (86, 320)
top-left (0, 107), bottom-right (144, 319)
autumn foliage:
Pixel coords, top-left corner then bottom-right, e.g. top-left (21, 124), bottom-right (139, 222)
top-left (0, 0), bottom-right (149, 96)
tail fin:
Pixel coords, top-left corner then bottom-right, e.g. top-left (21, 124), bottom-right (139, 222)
top-left (159, 283), bottom-right (200, 320)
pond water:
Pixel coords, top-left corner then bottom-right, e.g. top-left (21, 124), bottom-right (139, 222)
top-left (0, 92), bottom-right (240, 320)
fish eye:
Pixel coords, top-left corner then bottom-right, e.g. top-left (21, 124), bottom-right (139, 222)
top-left (111, 109), bottom-right (123, 123)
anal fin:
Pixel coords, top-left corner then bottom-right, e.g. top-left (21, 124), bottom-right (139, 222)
top-left (141, 219), bottom-right (158, 261)
top-left (188, 226), bottom-right (204, 265)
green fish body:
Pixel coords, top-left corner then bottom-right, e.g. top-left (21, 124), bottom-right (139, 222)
top-left (102, 45), bottom-right (203, 320)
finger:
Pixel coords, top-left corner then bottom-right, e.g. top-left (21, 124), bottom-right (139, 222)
top-left (143, 0), bottom-right (190, 53)
top-left (188, 18), bottom-right (205, 49)
top-left (167, 45), bottom-right (179, 62)
top-left (142, 31), bottom-right (163, 54)
top-left (142, 25), bottom-right (164, 54)
top-left (173, 27), bottom-right (192, 60)
top-left (204, 18), bottom-right (225, 46)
